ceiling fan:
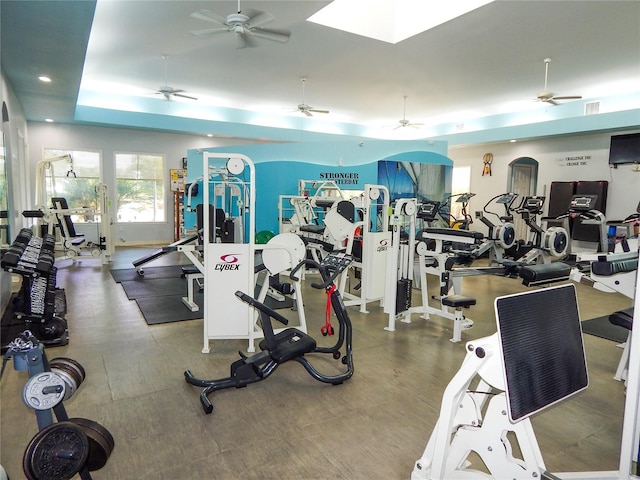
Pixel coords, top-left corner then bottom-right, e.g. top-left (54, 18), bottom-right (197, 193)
top-left (536, 57), bottom-right (582, 105)
top-left (296, 77), bottom-right (329, 117)
top-left (190, 0), bottom-right (290, 49)
top-left (156, 54), bottom-right (197, 101)
top-left (392, 96), bottom-right (423, 129)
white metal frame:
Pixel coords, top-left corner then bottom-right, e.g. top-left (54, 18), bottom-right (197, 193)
top-left (337, 184), bottom-right (391, 313)
top-left (201, 153), bottom-right (256, 353)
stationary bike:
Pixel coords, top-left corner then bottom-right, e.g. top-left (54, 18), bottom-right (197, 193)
top-left (184, 251), bottom-right (356, 414)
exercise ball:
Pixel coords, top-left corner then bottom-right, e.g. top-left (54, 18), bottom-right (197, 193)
top-left (255, 230), bottom-right (275, 244)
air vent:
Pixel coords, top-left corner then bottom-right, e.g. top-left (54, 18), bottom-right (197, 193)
top-left (584, 101), bottom-right (600, 116)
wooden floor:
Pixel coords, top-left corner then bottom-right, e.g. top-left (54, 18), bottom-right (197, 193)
top-left (0, 246), bottom-right (634, 479)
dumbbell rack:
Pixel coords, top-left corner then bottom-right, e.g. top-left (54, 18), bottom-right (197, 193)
top-left (3, 332), bottom-right (113, 480)
top-left (1, 228), bottom-right (68, 348)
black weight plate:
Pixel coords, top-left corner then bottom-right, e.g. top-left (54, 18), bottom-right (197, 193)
top-left (68, 418), bottom-right (114, 471)
top-left (23, 421), bottom-right (89, 480)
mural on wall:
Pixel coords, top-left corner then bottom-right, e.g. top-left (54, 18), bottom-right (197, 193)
top-left (377, 161), bottom-right (451, 203)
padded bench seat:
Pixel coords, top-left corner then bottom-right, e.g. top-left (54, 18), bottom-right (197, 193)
top-left (441, 295), bottom-right (476, 309)
top-left (519, 262), bottom-right (571, 286)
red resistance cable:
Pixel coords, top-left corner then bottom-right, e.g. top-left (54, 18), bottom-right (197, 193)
top-left (321, 284), bottom-right (336, 336)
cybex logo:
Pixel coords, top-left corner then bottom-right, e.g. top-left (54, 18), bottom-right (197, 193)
top-left (377, 239), bottom-right (388, 252)
top-left (215, 254), bottom-right (241, 271)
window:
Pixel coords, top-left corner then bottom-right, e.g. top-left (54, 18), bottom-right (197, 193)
top-left (115, 153), bottom-right (165, 223)
top-left (42, 149), bottom-right (102, 223)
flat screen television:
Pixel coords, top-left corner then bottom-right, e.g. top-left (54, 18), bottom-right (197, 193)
top-left (609, 132), bottom-right (640, 166)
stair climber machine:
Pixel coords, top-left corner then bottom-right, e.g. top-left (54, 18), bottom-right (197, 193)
top-left (384, 198), bottom-right (477, 343)
top-left (473, 192), bottom-right (518, 265)
top-left (334, 185), bottom-right (391, 313)
top-left (184, 251), bottom-right (356, 414)
top-left (511, 196), bottom-right (569, 264)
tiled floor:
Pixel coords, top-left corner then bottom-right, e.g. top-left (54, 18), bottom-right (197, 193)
top-left (0, 246), bottom-right (634, 479)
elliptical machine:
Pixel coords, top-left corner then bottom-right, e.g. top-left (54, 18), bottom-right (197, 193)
top-left (184, 251), bottom-right (356, 414)
top-left (513, 196), bottom-right (569, 264)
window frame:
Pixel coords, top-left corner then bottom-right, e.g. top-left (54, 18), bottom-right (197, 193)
top-left (114, 151), bottom-right (166, 224)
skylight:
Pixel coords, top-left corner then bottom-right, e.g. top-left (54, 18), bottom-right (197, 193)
top-left (307, 0), bottom-right (494, 44)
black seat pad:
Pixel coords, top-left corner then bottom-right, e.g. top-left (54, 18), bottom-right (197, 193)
top-left (259, 328), bottom-right (316, 364)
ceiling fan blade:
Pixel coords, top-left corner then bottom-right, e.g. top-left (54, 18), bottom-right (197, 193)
top-left (235, 31), bottom-right (247, 49)
top-left (172, 92), bottom-right (198, 100)
top-left (190, 27), bottom-right (230, 37)
top-left (191, 9), bottom-right (227, 25)
top-left (308, 109), bottom-right (329, 114)
top-left (247, 12), bottom-right (274, 29)
top-left (553, 95), bottom-right (582, 100)
top-left (249, 28), bottom-right (290, 43)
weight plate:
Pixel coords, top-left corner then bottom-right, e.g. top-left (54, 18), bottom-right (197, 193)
top-left (23, 421), bottom-right (89, 480)
top-left (49, 357), bottom-right (86, 383)
top-left (49, 368), bottom-right (76, 401)
top-left (68, 418), bottom-right (115, 471)
top-left (49, 361), bottom-right (82, 390)
top-left (22, 372), bottom-right (66, 410)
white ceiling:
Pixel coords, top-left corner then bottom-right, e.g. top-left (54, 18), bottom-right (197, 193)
top-left (3, 1), bottom-right (640, 143)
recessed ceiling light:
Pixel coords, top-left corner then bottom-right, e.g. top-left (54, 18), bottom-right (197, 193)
top-left (39, 76), bottom-right (52, 83)
top-left (45, 118), bottom-right (54, 123)
top-left (308, 0), bottom-right (494, 44)
top-left (206, 134), bottom-right (213, 137)
top-left (510, 139), bottom-right (517, 143)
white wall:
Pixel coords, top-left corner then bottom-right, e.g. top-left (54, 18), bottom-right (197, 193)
top-left (27, 123), bottom-right (256, 245)
top-left (1, 68), bottom-right (30, 313)
top-left (448, 131), bottom-right (640, 235)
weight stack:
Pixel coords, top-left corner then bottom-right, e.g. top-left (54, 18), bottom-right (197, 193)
top-left (396, 279), bottom-right (412, 314)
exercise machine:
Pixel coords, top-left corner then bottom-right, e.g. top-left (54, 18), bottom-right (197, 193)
top-left (336, 184), bottom-right (391, 313)
top-left (473, 192), bottom-right (518, 265)
top-left (412, 256), bottom-right (640, 480)
top-left (384, 199), bottom-right (476, 342)
top-left (443, 192), bottom-right (475, 230)
top-left (511, 196), bottom-right (569, 264)
top-left (411, 283), bottom-right (589, 479)
top-left (184, 251), bottom-right (355, 414)
top-left (25, 155), bottom-right (114, 264)
top-left (554, 194), bottom-right (608, 255)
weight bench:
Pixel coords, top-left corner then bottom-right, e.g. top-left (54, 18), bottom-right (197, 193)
top-left (609, 307), bottom-right (634, 383)
top-left (181, 265), bottom-right (203, 312)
